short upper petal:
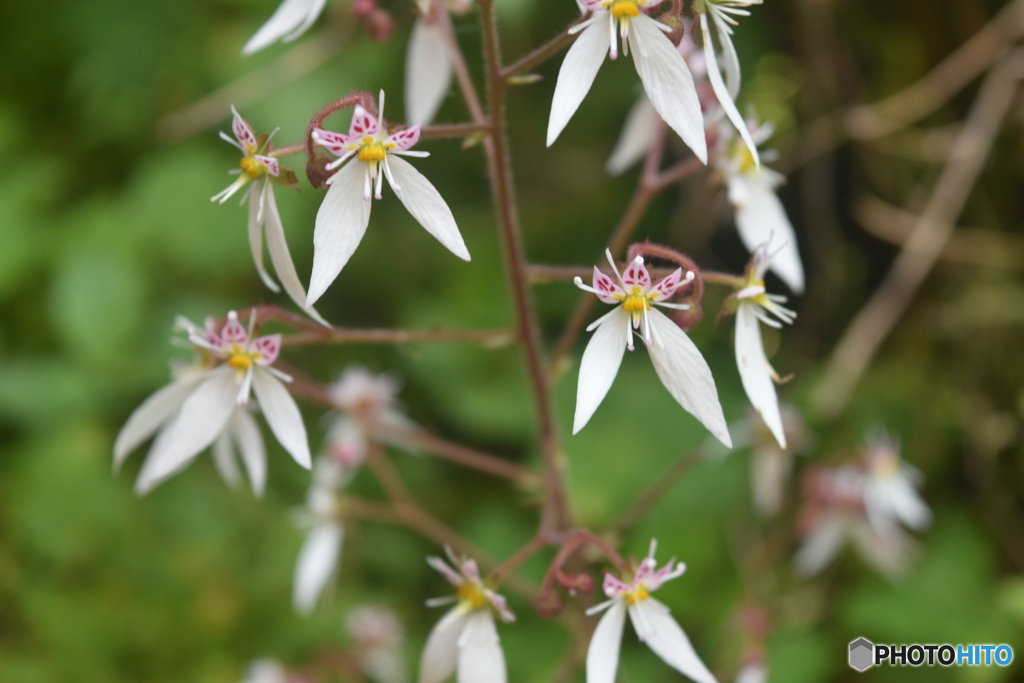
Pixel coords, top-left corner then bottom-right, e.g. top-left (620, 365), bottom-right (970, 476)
top-left (293, 521), bottom-right (344, 614)
top-left (629, 15), bottom-right (707, 163)
top-left (547, 20), bottom-right (611, 147)
top-left (735, 304), bottom-right (786, 448)
top-left (574, 308), bottom-right (629, 434)
top-left (419, 605), bottom-right (472, 683)
top-left (386, 155), bottom-right (470, 261)
top-left (113, 374), bottom-right (204, 470)
top-left (630, 598), bottom-right (717, 683)
top-left (405, 19), bottom-right (454, 126)
top-left (587, 599), bottom-right (627, 683)
top-left (307, 160), bottom-right (373, 305)
top-left (646, 309), bottom-right (732, 447)
top-left (251, 368), bottom-right (311, 469)
top-left (457, 611), bottom-right (507, 683)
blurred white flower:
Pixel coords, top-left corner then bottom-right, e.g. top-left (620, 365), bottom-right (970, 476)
top-left (548, 0), bottom-right (706, 162)
top-left (326, 366), bottom-right (419, 468)
top-left (240, 659), bottom-right (289, 683)
top-left (213, 107), bottom-right (328, 325)
top-left (715, 119), bottom-right (804, 294)
top-left (733, 244), bottom-right (796, 449)
top-left (348, 605), bottom-right (408, 683)
top-left (747, 405), bottom-right (807, 515)
top-left (242, 0), bottom-right (328, 55)
top-left (735, 662), bottom-right (767, 683)
top-left (587, 540), bottom-right (717, 683)
top-left (309, 90), bottom-right (469, 304)
top-left (573, 250), bottom-right (731, 447)
top-left (419, 549), bottom-right (513, 683)
top-left (862, 437), bottom-right (931, 534)
top-left (293, 457), bottom-right (346, 614)
top-left (114, 312), bottom-right (310, 495)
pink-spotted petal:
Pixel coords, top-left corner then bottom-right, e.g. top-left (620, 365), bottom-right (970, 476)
top-left (221, 315), bottom-right (249, 346)
top-left (621, 258), bottom-right (652, 290)
top-left (314, 128), bottom-right (354, 156)
top-left (348, 105), bottom-right (380, 139)
top-left (387, 125), bottom-right (421, 151)
top-left (592, 267), bottom-right (624, 304)
top-left (649, 268), bottom-right (685, 300)
top-left (254, 334), bottom-right (282, 365)
top-left (232, 106), bottom-right (258, 150)
top-left (255, 155), bottom-right (280, 177)
top-left (603, 573), bottom-right (631, 598)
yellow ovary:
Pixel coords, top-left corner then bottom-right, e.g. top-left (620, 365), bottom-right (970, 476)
top-left (625, 586), bottom-right (650, 605)
top-left (609, 0), bottom-right (641, 19)
top-left (357, 144), bottom-right (387, 163)
top-left (458, 582), bottom-right (489, 610)
top-left (227, 345), bottom-right (260, 370)
top-left (239, 156), bottom-right (265, 180)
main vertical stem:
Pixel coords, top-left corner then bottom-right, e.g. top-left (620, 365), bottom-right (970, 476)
top-left (478, 0), bottom-right (569, 535)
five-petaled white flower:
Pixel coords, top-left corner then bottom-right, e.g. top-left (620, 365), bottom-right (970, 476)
top-left (213, 107), bottom-right (328, 325)
top-left (715, 119), bottom-right (804, 294)
top-left (696, 0), bottom-right (762, 166)
top-left (733, 244), bottom-right (796, 449)
top-left (242, 0), bottom-right (328, 54)
top-left (573, 250), bottom-right (731, 447)
top-left (587, 541), bottom-right (717, 683)
top-left (293, 455), bottom-right (346, 613)
top-left (326, 366), bottom-right (420, 467)
top-left (862, 437), bottom-right (931, 535)
top-left (114, 311), bottom-right (311, 495)
top-left (309, 90), bottom-right (470, 305)
top-left (548, 0), bottom-right (706, 162)
top-left (419, 549), bottom-right (514, 683)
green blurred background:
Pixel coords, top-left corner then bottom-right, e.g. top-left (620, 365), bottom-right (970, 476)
top-left (1, 0), bottom-right (1022, 681)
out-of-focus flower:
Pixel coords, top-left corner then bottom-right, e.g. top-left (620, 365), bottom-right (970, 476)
top-left (114, 312), bottom-right (311, 495)
top-left (348, 605), bottom-right (408, 683)
top-left (735, 662), bottom-right (767, 683)
top-left (747, 405), bottom-right (808, 515)
top-left (863, 437), bottom-right (931, 535)
top-left (326, 366), bottom-right (419, 468)
top-left (309, 90), bottom-right (469, 304)
top-left (405, 1), bottom-right (454, 126)
top-left (242, 0), bottom-right (328, 54)
top-left (696, 0), bottom-right (762, 165)
top-left (419, 549), bottom-right (514, 683)
top-left (548, 0), bottom-right (706, 162)
top-left (240, 659), bottom-right (290, 683)
top-left (587, 541), bottom-right (717, 683)
top-left (572, 250), bottom-right (731, 446)
top-left (293, 456), bottom-right (346, 614)
top-left (212, 107), bottom-right (327, 325)
top-left (732, 244), bottom-right (797, 449)
top-left (715, 118), bottom-right (804, 294)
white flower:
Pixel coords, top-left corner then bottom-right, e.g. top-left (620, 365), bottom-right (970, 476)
top-left (572, 250), bottom-right (731, 447)
top-left (735, 663), bottom-right (767, 683)
top-left (240, 659), bottom-right (289, 683)
top-left (114, 311), bottom-right (311, 495)
top-left (587, 541), bottom-right (717, 683)
top-left (309, 90), bottom-right (470, 305)
top-left (293, 456), bottom-right (347, 614)
top-left (405, 1), bottom-right (455, 126)
top-left (242, 0), bottom-right (328, 54)
top-left (348, 605), bottom-right (408, 683)
top-left (547, 0), bottom-right (707, 162)
top-left (326, 366), bottom-right (420, 465)
top-left (716, 119), bottom-right (804, 293)
top-left (419, 549), bottom-right (514, 683)
top-left (213, 107), bottom-right (328, 325)
top-left (862, 438), bottom-right (931, 534)
top-left (733, 244), bottom-right (796, 449)
top-left (697, 0), bottom-right (762, 166)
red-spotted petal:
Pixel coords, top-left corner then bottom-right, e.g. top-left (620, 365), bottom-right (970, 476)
top-left (621, 259), bottom-right (651, 290)
top-left (649, 268), bottom-right (685, 300)
top-left (221, 315), bottom-right (249, 346)
top-left (387, 125), bottom-right (421, 151)
top-left (256, 155), bottom-right (280, 177)
top-left (348, 105), bottom-right (380, 139)
top-left (254, 334), bottom-right (282, 365)
top-left (314, 129), bottom-right (354, 155)
top-left (592, 267), bottom-right (624, 304)
top-left (232, 107), bottom-right (258, 150)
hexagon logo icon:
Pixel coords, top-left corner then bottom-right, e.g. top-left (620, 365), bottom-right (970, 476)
top-left (849, 637), bottom-right (875, 672)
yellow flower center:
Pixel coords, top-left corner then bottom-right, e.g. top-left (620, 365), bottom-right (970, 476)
top-left (625, 586), bottom-right (650, 605)
top-left (609, 0), bottom-right (640, 19)
top-left (240, 156), bottom-right (265, 180)
top-left (357, 143), bottom-right (388, 163)
top-left (458, 582), bottom-right (489, 610)
top-left (226, 345), bottom-right (259, 370)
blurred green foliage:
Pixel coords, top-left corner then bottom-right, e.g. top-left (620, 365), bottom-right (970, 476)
top-left (1, 0), bottom-right (1022, 681)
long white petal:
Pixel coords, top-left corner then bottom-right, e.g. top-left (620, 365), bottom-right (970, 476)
top-left (574, 308), bottom-right (628, 434)
top-left (631, 598), bottom-right (717, 683)
top-left (248, 182), bottom-right (281, 292)
top-left (587, 599), bottom-right (627, 683)
top-left (212, 429), bottom-right (242, 488)
top-left (134, 367), bottom-right (237, 494)
top-left (646, 309), bottom-right (732, 447)
top-left (751, 448), bottom-right (789, 515)
top-left (700, 14), bottom-right (758, 167)
top-left (242, 0), bottom-right (327, 55)
top-left (630, 16), bottom-right (707, 163)
top-left (405, 19), bottom-right (454, 126)
top-left (457, 611), bottom-right (507, 683)
top-left (606, 94), bottom-right (657, 176)
top-left (729, 176), bottom-right (805, 294)
top-left (419, 605), bottom-right (472, 683)
top-left (232, 409), bottom-right (268, 497)
top-left (113, 375), bottom-right (203, 470)
top-left (251, 368), bottom-right (311, 469)
top-left (387, 155), bottom-right (470, 261)
top-left (547, 21), bottom-right (610, 146)
top-left (713, 14), bottom-right (742, 98)
top-left (735, 304), bottom-right (786, 448)
top-left (262, 184), bottom-right (330, 326)
top-left (293, 521), bottom-right (344, 614)
top-left (793, 515), bottom-right (846, 577)
top-left (308, 161), bottom-right (372, 305)
top-left (887, 479), bottom-right (931, 531)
